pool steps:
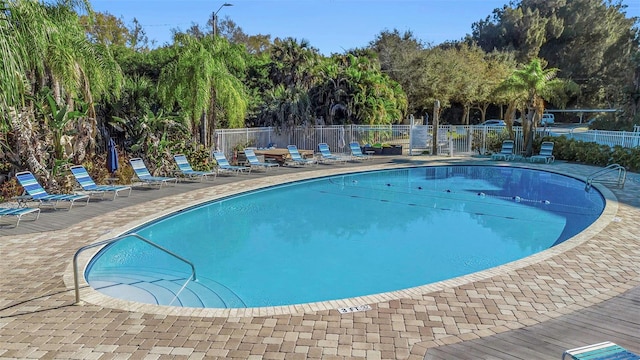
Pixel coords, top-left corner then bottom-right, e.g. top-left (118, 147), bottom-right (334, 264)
top-left (87, 267), bottom-right (246, 308)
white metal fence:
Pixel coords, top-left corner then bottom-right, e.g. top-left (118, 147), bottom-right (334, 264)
top-left (213, 125), bottom-right (640, 158)
top-left (561, 129), bottom-right (640, 148)
top-left (215, 125), bottom-right (517, 158)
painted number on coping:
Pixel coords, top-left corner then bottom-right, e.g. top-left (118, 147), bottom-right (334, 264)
top-left (337, 305), bottom-right (372, 314)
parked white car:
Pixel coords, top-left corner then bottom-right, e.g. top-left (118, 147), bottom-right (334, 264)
top-left (479, 119), bottom-right (506, 126)
top-left (540, 113), bottom-right (555, 126)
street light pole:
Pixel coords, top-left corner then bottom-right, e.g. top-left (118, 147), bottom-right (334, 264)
top-left (213, 3), bottom-right (233, 37)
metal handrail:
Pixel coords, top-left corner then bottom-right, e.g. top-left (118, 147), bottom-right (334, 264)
top-left (73, 233), bottom-right (196, 305)
top-left (585, 163), bottom-right (627, 190)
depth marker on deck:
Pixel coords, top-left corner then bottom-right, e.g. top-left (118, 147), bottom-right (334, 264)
top-left (337, 304), bottom-right (372, 314)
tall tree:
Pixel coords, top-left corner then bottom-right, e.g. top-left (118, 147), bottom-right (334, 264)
top-left (2, 0), bottom-right (122, 177)
top-left (269, 37), bottom-right (320, 91)
top-left (254, 38), bottom-right (320, 129)
top-left (471, 3), bottom-right (563, 63)
top-left (448, 43), bottom-right (488, 125)
top-left (80, 11), bottom-right (130, 46)
top-left (217, 17), bottom-right (272, 54)
top-left (258, 84), bottom-right (312, 129)
top-left (369, 29), bottom-right (426, 116)
top-left (538, 0), bottom-right (638, 108)
top-left (474, 50), bottom-right (518, 123)
top-left (159, 34), bottom-right (247, 147)
top-left (472, 0), bottom-right (639, 110)
top-left (410, 46), bottom-right (460, 120)
top-left (496, 58), bottom-right (579, 155)
top-left (307, 53), bottom-right (407, 126)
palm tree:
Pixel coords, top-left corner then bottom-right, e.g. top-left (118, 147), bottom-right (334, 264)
top-left (2, 0), bottom-right (123, 178)
top-left (269, 37), bottom-right (320, 91)
top-left (159, 34), bottom-right (247, 148)
top-left (258, 84), bottom-right (312, 129)
top-left (0, 0), bottom-right (27, 112)
top-left (308, 54), bottom-right (407, 127)
top-left (343, 55), bottom-right (407, 125)
top-left (496, 58), bottom-right (578, 155)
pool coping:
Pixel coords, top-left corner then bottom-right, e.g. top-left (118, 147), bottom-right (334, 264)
top-left (63, 159), bottom-right (619, 318)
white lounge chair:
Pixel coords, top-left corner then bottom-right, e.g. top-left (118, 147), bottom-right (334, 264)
top-left (70, 165), bottom-right (132, 200)
top-left (244, 149), bottom-right (279, 171)
top-left (318, 143), bottom-right (350, 163)
top-left (129, 158), bottom-right (178, 188)
top-left (491, 140), bottom-right (516, 161)
top-left (212, 151), bottom-right (251, 174)
top-left (0, 207), bottom-right (40, 227)
top-left (15, 171), bottom-right (90, 210)
top-left (529, 141), bottom-right (555, 163)
top-left (173, 154), bottom-right (217, 181)
top-left (562, 341), bottom-right (640, 360)
top-left (349, 142), bottom-right (372, 160)
top-left (286, 145), bottom-right (316, 166)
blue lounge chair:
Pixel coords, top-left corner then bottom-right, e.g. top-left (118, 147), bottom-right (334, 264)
top-left (173, 154), bottom-right (217, 181)
top-left (243, 149), bottom-right (279, 171)
top-left (212, 151), bottom-right (251, 174)
top-left (491, 140), bottom-right (516, 161)
top-left (286, 145), bottom-right (316, 166)
top-left (15, 171), bottom-right (90, 210)
top-left (0, 207), bottom-right (40, 227)
top-left (563, 341), bottom-right (640, 360)
top-left (349, 142), bottom-right (372, 160)
top-left (129, 158), bottom-right (178, 188)
top-left (318, 143), bottom-right (350, 163)
top-left (70, 165), bottom-right (132, 200)
top-left (529, 141), bottom-right (555, 164)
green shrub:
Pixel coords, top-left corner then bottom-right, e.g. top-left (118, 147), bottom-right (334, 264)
top-left (537, 136), bottom-right (640, 172)
top-left (0, 178), bottom-right (21, 201)
top-left (486, 132), bottom-right (512, 154)
top-left (472, 129), bottom-right (512, 154)
top-left (588, 116), bottom-right (638, 131)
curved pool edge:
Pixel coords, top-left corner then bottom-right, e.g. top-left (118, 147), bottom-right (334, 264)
top-left (63, 160), bottom-right (619, 318)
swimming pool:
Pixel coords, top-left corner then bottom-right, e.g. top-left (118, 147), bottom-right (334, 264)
top-left (86, 165), bottom-right (605, 308)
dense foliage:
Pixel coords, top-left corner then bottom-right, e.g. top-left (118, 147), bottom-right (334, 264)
top-left (539, 136), bottom-right (640, 172)
top-left (471, 0), bottom-right (639, 115)
top-left (0, 0), bottom-right (638, 196)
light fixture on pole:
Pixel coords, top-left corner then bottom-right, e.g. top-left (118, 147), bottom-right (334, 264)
top-left (213, 3), bottom-right (233, 37)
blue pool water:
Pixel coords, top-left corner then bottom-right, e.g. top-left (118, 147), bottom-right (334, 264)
top-left (86, 166), bottom-right (605, 308)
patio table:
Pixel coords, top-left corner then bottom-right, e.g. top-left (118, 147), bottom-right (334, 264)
top-left (253, 148), bottom-right (314, 165)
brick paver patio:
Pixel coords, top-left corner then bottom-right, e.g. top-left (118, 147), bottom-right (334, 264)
top-left (1, 156), bottom-right (638, 359)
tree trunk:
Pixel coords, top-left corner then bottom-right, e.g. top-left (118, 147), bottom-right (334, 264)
top-left (504, 103), bottom-right (517, 139)
top-left (208, 87), bottom-right (217, 149)
top-left (524, 110), bottom-right (536, 157)
top-left (199, 112), bottom-right (207, 147)
top-left (73, 117), bottom-right (94, 163)
top-left (431, 101), bottom-right (440, 155)
top-left (10, 107), bottom-right (51, 180)
top-left (480, 103), bottom-right (489, 122)
top-left (461, 104), bottom-right (470, 125)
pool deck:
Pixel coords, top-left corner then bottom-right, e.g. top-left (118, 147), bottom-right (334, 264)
top-left (1, 155), bottom-right (638, 359)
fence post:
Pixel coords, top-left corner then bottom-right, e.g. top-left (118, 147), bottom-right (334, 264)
top-left (482, 127), bottom-right (487, 155)
top-left (448, 126), bottom-right (453, 157)
top-left (432, 100), bottom-right (440, 155)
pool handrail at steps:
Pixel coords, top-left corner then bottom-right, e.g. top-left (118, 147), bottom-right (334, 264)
top-left (585, 163), bottom-right (626, 190)
top-left (73, 233), bottom-right (197, 305)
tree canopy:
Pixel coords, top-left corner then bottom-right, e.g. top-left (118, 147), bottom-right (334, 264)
top-left (0, 0), bottom-right (638, 184)
top-left (471, 0), bottom-right (639, 109)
